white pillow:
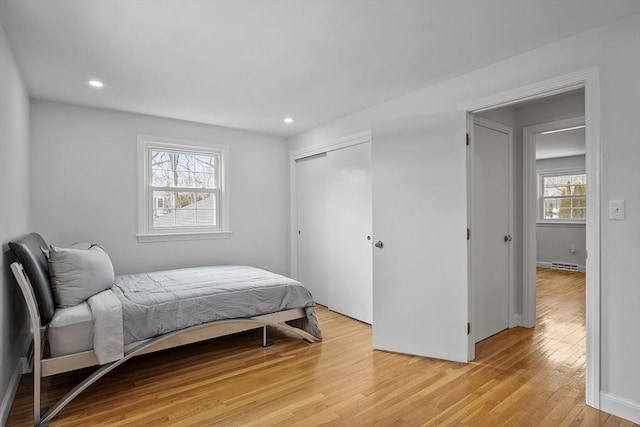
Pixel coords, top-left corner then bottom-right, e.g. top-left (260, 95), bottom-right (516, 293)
top-left (48, 244), bottom-right (115, 307)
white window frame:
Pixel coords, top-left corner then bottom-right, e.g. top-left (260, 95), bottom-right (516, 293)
top-left (537, 168), bottom-right (586, 224)
top-left (137, 135), bottom-right (230, 242)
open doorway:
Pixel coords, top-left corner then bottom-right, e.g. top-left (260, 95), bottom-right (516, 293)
top-left (473, 88), bottom-right (585, 321)
top-left (533, 124), bottom-right (586, 259)
top-left (463, 69), bottom-right (600, 408)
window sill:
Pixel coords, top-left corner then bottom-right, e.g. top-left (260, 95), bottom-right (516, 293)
top-left (137, 231), bottom-right (232, 243)
top-left (536, 221), bottom-right (585, 228)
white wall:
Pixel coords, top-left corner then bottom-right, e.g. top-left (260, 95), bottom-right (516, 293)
top-left (536, 155), bottom-right (587, 268)
top-left (30, 100), bottom-right (291, 276)
top-left (536, 223), bottom-right (586, 267)
top-left (0, 21), bottom-right (31, 425)
top-left (288, 14), bottom-right (640, 422)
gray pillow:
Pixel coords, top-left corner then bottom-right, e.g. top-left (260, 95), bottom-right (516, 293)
top-left (48, 244), bottom-right (115, 307)
top-left (41, 241), bottom-right (92, 259)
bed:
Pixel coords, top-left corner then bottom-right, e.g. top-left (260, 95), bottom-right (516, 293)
top-left (9, 233), bottom-right (321, 426)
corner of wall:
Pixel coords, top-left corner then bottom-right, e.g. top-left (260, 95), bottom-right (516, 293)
top-left (0, 17), bottom-right (32, 425)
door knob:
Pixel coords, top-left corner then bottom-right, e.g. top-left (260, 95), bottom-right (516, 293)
top-left (503, 235), bottom-right (512, 242)
top-left (374, 240), bottom-right (384, 248)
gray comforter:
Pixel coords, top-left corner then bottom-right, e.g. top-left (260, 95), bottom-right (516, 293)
top-left (111, 265), bottom-right (322, 345)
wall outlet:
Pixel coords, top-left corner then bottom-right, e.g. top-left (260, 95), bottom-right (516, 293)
top-left (609, 200), bottom-right (625, 220)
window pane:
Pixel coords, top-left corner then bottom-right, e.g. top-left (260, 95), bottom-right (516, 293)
top-left (195, 193), bottom-right (216, 226)
top-left (174, 208), bottom-right (197, 226)
top-left (173, 171), bottom-right (216, 188)
top-left (153, 191), bottom-right (173, 228)
top-left (151, 151), bottom-right (175, 186)
top-left (151, 151), bottom-right (172, 171)
top-left (544, 198), bottom-right (558, 219)
top-left (558, 206), bottom-right (572, 219)
top-left (151, 150), bottom-right (217, 189)
top-left (573, 207), bottom-right (586, 219)
top-left (153, 191), bottom-right (217, 228)
top-left (543, 186), bottom-right (564, 197)
top-left (151, 169), bottom-right (173, 187)
top-left (153, 210), bottom-right (174, 227)
top-left (543, 196), bottom-right (587, 220)
top-left (543, 174), bottom-right (587, 198)
top-left (195, 172), bottom-right (216, 188)
top-left (193, 154), bottom-right (216, 174)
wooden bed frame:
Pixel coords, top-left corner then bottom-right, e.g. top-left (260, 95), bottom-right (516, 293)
top-left (11, 261), bottom-right (317, 426)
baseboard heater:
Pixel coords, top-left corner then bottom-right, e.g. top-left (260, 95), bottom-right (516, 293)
top-left (551, 262), bottom-right (579, 272)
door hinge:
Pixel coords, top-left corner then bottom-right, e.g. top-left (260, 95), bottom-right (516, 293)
top-left (467, 322), bottom-right (471, 335)
top-left (467, 228), bottom-right (470, 240)
top-left (466, 133), bottom-right (470, 146)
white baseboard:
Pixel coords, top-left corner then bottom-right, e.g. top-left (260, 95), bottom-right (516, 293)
top-left (20, 354), bottom-right (32, 374)
top-left (510, 313), bottom-right (522, 328)
top-left (536, 261), bottom-right (586, 273)
top-left (0, 333), bottom-right (32, 426)
top-left (600, 392), bottom-right (640, 424)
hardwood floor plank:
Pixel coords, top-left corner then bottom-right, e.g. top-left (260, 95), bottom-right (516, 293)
top-left (7, 269), bottom-right (637, 426)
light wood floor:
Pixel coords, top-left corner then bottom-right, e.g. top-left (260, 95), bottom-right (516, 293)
top-left (8, 269), bottom-right (637, 426)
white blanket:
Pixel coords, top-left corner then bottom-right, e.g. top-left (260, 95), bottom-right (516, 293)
top-left (87, 290), bottom-right (123, 364)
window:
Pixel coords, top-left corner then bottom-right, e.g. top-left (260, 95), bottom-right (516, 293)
top-left (539, 171), bottom-right (586, 221)
top-left (154, 196), bottom-right (166, 209)
top-left (138, 135), bottom-right (230, 242)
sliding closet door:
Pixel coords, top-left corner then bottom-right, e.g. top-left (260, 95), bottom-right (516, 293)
top-left (296, 153), bottom-right (328, 306)
top-left (372, 112), bottom-right (470, 362)
top-left (327, 142), bottom-right (373, 324)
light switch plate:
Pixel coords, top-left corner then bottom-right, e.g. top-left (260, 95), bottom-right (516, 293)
top-left (609, 200), bottom-right (625, 220)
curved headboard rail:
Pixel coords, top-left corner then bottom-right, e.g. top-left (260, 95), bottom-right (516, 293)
top-left (10, 262), bottom-right (44, 426)
top-left (9, 233), bottom-right (55, 325)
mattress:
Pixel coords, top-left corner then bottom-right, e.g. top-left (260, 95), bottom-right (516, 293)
top-left (48, 302), bottom-right (93, 357)
top-left (48, 265), bottom-right (320, 357)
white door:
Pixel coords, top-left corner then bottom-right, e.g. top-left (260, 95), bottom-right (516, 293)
top-left (372, 112), bottom-right (470, 363)
top-left (296, 153), bottom-right (328, 306)
top-left (471, 120), bottom-right (511, 343)
top-left (327, 142), bottom-right (373, 324)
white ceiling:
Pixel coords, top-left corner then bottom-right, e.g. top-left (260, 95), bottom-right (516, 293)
top-left (536, 128), bottom-right (586, 160)
top-left (1, 1), bottom-right (639, 137)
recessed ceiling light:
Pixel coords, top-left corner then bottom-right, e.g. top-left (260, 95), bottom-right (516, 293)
top-left (283, 117), bottom-right (293, 124)
top-left (88, 80), bottom-right (104, 88)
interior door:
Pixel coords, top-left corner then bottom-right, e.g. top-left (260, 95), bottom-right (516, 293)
top-left (372, 112), bottom-right (470, 363)
top-left (296, 153), bottom-right (328, 306)
top-left (472, 121), bottom-right (511, 342)
top-left (327, 142), bottom-right (373, 324)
